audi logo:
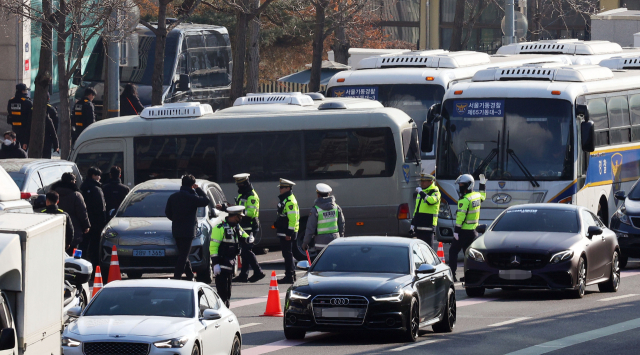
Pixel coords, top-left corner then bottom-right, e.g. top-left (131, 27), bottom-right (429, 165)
top-left (330, 298), bottom-right (350, 305)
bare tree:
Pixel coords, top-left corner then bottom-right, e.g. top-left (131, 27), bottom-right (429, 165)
top-left (449, 0), bottom-right (492, 51)
top-left (527, 0), bottom-right (598, 41)
top-left (246, 0), bottom-right (260, 94)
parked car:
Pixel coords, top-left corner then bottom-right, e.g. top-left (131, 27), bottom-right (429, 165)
top-left (62, 279), bottom-right (241, 355)
top-left (283, 236), bottom-right (456, 342)
top-left (0, 165), bottom-right (33, 213)
top-left (610, 183), bottom-right (640, 268)
top-left (464, 204), bottom-right (621, 299)
top-left (0, 159), bottom-right (82, 200)
top-left (100, 179), bottom-right (228, 283)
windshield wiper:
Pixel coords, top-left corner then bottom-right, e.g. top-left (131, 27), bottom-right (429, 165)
top-left (471, 131), bottom-right (501, 177)
top-left (506, 131), bottom-right (540, 187)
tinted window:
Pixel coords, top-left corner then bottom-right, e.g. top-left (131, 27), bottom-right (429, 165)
top-left (419, 244), bottom-right (438, 265)
top-left (39, 167), bottom-right (65, 193)
top-left (629, 94), bottom-right (640, 141)
top-left (203, 288), bottom-right (220, 310)
top-left (492, 208), bottom-right (579, 233)
top-left (198, 291), bottom-right (209, 316)
top-left (84, 287), bottom-right (194, 317)
top-left (587, 98), bottom-right (609, 146)
top-left (608, 96), bottom-right (631, 144)
top-left (75, 152), bottom-right (124, 182)
top-left (313, 245), bottom-right (409, 274)
top-left (7, 172), bottom-right (26, 190)
top-left (134, 135), bottom-right (217, 184)
top-left (403, 128), bottom-right (420, 163)
top-left (220, 132), bottom-right (301, 183)
top-left (118, 190), bottom-right (173, 217)
top-left (627, 180), bottom-right (640, 200)
top-left (412, 245), bottom-right (426, 270)
top-left (305, 128), bottom-right (396, 179)
top-left (186, 34), bottom-right (205, 48)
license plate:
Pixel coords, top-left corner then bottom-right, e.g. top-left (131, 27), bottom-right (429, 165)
top-left (133, 250), bottom-right (165, 257)
top-left (499, 270), bottom-right (532, 280)
top-left (321, 307), bottom-right (361, 318)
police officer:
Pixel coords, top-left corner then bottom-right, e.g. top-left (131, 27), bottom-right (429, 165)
top-left (274, 178), bottom-right (299, 284)
top-left (410, 174), bottom-right (440, 248)
top-left (448, 174), bottom-right (487, 282)
top-left (6, 83), bottom-right (32, 150)
top-left (72, 88), bottom-right (97, 142)
top-left (301, 183), bottom-right (344, 260)
top-left (38, 191), bottom-right (77, 255)
top-left (210, 206), bottom-right (252, 307)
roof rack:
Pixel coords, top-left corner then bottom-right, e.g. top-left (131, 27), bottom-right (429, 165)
top-left (497, 40), bottom-right (622, 55)
top-left (600, 55), bottom-right (640, 70)
top-left (356, 50), bottom-right (490, 70)
top-left (233, 92), bottom-right (314, 106)
top-left (472, 63), bottom-right (614, 82)
top-left (140, 102), bottom-right (213, 119)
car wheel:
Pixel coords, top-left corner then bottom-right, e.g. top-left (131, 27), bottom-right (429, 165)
top-left (196, 262), bottom-right (213, 284)
top-left (283, 326), bottom-right (306, 340)
top-left (403, 297), bottom-right (420, 342)
top-left (292, 236), bottom-right (307, 262)
top-left (125, 271), bottom-right (143, 279)
top-left (465, 287), bottom-right (485, 298)
top-left (598, 251), bottom-right (620, 293)
top-left (230, 334), bottom-right (241, 355)
top-left (433, 287), bottom-right (456, 333)
top-left (569, 257), bottom-right (587, 299)
top-left (619, 254), bottom-right (628, 269)
top-left (191, 343), bottom-right (200, 355)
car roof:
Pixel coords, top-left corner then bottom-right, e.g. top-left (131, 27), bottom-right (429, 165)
top-left (329, 236), bottom-right (415, 247)
top-left (504, 203), bottom-right (583, 212)
top-left (0, 159), bottom-right (76, 174)
top-left (132, 178), bottom-right (216, 192)
top-left (102, 279), bottom-right (207, 290)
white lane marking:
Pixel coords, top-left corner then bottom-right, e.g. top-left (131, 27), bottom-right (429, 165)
top-left (621, 270), bottom-right (640, 278)
top-left (261, 258), bottom-right (285, 264)
top-left (504, 317), bottom-right (640, 355)
top-left (390, 340), bottom-right (439, 351)
top-left (229, 292), bottom-right (286, 309)
top-left (488, 317), bottom-right (532, 327)
top-left (457, 298), bottom-right (499, 307)
top-left (598, 294), bottom-right (639, 302)
top-left (242, 332), bottom-right (326, 355)
top-left (240, 323), bottom-right (261, 329)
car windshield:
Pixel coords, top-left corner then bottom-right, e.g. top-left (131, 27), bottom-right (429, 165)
top-left (327, 84), bottom-right (445, 159)
top-left (117, 190), bottom-right (205, 218)
top-left (437, 98), bottom-right (573, 181)
top-left (84, 287), bottom-right (194, 317)
top-left (492, 208), bottom-right (579, 233)
top-left (312, 245), bottom-right (409, 274)
top-left (7, 172), bottom-right (25, 189)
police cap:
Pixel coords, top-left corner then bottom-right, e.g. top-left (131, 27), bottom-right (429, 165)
top-left (16, 83), bottom-right (28, 91)
top-left (420, 174), bottom-right (435, 182)
top-left (233, 173), bottom-right (250, 184)
top-left (226, 206), bottom-right (246, 216)
top-left (316, 183), bottom-right (332, 194)
top-left (278, 178), bottom-right (296, 187)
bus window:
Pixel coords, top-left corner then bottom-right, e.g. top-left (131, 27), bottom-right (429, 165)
top-left (607, 96), bottom-right (630, 144)
top-left (628, 94), bottom-right (640, 141)
top-left (403, 128), bottom-right (420, 164)
top-left (76, 152), bottom-right (124, 181)
top-left (587, 98), bottom-right (609, 146)
top-left (186, 33), bottom-right (205, 48)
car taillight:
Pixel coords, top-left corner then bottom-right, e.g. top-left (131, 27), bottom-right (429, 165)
top-left (397, 203), bottom-right (410, 220)
top-left (20, 192), bottom-right (32, 199)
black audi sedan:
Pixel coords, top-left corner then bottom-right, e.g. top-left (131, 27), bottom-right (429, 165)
top-left (283, 237), bottom-right (455, 342)
top-left (610, 182), bottom-right (640, 268)
top-left (464, 204), bottom-right (620, 299)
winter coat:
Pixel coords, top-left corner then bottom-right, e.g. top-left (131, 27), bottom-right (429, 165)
top-left (80, 178), bottom-right (106, 232)
top-left (42, 113), bottom-right (59, 159)
top-left (102, 177), bottom-right (130, 213)
top-left (165, 187), bottom-right (210, 239)
top-left (0, 142), bottom-right (27, 159)
top-left (303, 195), bottom-right (345, 248)
top-left (51, 180), bottom-right (90, 241)
top-left (120, 93), bottom-right (144, 116)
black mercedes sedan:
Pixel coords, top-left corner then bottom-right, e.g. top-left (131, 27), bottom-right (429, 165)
top-left (283, 237), bottom-right (455, 342)
top-left (464, 204), bottom-right (620, 299)
top-left (610, 181), bottom-right (640, 269)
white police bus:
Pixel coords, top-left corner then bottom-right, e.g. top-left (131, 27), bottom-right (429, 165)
top-left (427, 62), bottom-right (640, 242)
top-left (70, 93), bottom-right (421, 260)
top-left (496, 39), bottom-right (640, 65)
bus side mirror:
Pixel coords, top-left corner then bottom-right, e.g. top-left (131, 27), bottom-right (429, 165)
top-left (0, 328), bottom-right (16, 351)
top-left (576, 104), bottom-right (589, 121)
top-left (580, 120), bottom-right (595, 153)
top-left (421, 121), bottom-right (434, 153)
top-left (427, 103), bottom-right (442, 124)
top-left (177, 74), bottom-right (191, 92)
top-left (72, 69), bottom-right (82, 86)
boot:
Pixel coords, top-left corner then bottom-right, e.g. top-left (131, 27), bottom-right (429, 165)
top-left (232, 274), bottom-right (249, 283)
top-left (278, 275), bottom-right (295, 284)
top-left (248, 271), bottom-right (266, 283)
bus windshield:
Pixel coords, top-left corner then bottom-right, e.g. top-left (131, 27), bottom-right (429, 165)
top-left (327, 84), bottom-right (445, 159)
top-left (437, 98), bottom-right (573, 181)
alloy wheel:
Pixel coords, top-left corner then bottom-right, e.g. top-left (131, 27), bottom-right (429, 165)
top-left (410, 301), bottom-right (419, 339)
top-left (577, 259), bottom-right (586, 297)
top-left (612, 253), bottom-right (620, 290)
top-left (447, 292), bottom-right (457, 328)
top-left (230, 335), bottom-right (241, 355)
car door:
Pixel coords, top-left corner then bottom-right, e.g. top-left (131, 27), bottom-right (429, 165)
top-left (419, 244), bottom-right (447, 317)
top-left (197, 288), bottom-right (221, 355)
top-left (411, 244), bottom-right (436, 322)
top-left (581, 210), bottom-right (606, 280)
top-left (590, 211), bottom-right (616, 279)
top-left (204, 287), bottom-right (235, 354)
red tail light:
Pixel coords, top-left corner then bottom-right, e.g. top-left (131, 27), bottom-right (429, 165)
top-left (20, 192), bottom-right (32, 199)
top-left (397, 203), bottom-right (410, 220)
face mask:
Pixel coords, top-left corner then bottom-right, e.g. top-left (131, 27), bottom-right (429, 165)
top-left (3, 139), bottom-right (12, 146)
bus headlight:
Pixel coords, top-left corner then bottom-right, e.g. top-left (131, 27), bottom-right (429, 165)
top-left (439, 200), bottom-right (452, 219)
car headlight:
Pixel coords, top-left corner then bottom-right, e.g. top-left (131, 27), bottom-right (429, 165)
top-left (103, 227), bottom-right (118, 239)
top-left (62, 336), bottom-right (81, 347)
top-left (289, 290), bottom-right (311, 300)
top-left (550, 250), bottom-right (574, 264)
top-left (372, 292), bottom-right (404, 302)
top-left (467, 248), bottom-right (485, 263)
top-left (438, 200), bottom-right (452, 219)
top-left (153, 336), bottom-right (189, 348)
top-left (614, 204), bottom-right (631, 226)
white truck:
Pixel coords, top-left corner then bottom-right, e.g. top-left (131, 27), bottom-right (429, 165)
top-left (0, 167), bottom-right (66, 355)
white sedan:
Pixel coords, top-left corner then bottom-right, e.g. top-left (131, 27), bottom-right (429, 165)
top-left (62, 279), bottom-right (241, 355)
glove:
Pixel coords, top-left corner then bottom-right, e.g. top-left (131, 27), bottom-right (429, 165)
top-left (409, 225), bottom-right (415, 236)
top-left (214, 264), bottom-right (221, 276)
top-left (301, 241), bottom-right (309, 250)
top-left (453, 233), bottom-right (459, 240)
top-left (479, 174), bottom-right (487, 184)
top-left (415, 187), bottom-right (422, 193)
top-left (248, 235), bottom-right (255, 244)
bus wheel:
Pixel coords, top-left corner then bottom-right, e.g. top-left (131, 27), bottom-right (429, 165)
top-left (598, 198), bottom-right (609, 227)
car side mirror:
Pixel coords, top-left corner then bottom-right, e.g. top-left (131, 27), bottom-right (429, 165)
top-left (615, 191), bottom-right (626, 201)
top-left (72, 69), bottom-right (82, 86)
top-left (109, 209), bottom-right (116, 218)
top-left (0, 328), bottom-right (16, 351)
top-left (209, 207), bottom-right (218, 219)
top-left (580, 120), bottom-right (595, 153)
top-left (476, 224), bottom-right (487, 234)
top-left (177, 74), bottom-right (191, 92)
top-left (202, 309), bottom-right (221, 320)
top-left (587, 226), bottom-right (603, 239)
top-left (416, 263), bottom-right (436, 274)
top-left (67, 306), bottom-right (82, 318)
top-left (296, 260), bottom-right (310, 270)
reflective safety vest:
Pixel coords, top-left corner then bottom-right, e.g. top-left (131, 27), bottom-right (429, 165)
top-left (316, 206), bottom-right (339, 234)
top-left (413, 184), bottom-right (440, 229)
top-left (456, 191), bottom-right (486, 230)
top-left (276, 194), bottom-right (299, 236)
top-left (210, 221), bottom-right (248, 269)
top-left (235, 190), bottom-right (259, 231)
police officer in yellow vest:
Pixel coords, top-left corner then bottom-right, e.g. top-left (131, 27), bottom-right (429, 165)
top-left (274, 178), bottom-right (299, 284)
top-left (6, 83), bottom-right (33, 150)
top-left (410, 174), bottom-right (440, 248)
top-left (72, 88), bottom-right (97, 142)
top-left (301, 183), bottom-right (345, 261)
top-left (449, 173), bottom-right (487, 282)
top-left (210, 206), bottom-right (251, 307)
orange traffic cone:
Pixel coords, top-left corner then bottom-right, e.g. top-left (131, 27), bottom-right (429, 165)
top-left (260, 271), bottom-right (284, 317)
top-left (107, 245), bottom-right (122, 283)
top-left (91, 266), bottom-right (103, 298)
top-left (437, 242), bottom-right (446, 263)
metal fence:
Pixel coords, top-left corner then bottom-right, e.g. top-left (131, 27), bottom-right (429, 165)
top-left (259, 81), bottom-right (327, 93)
